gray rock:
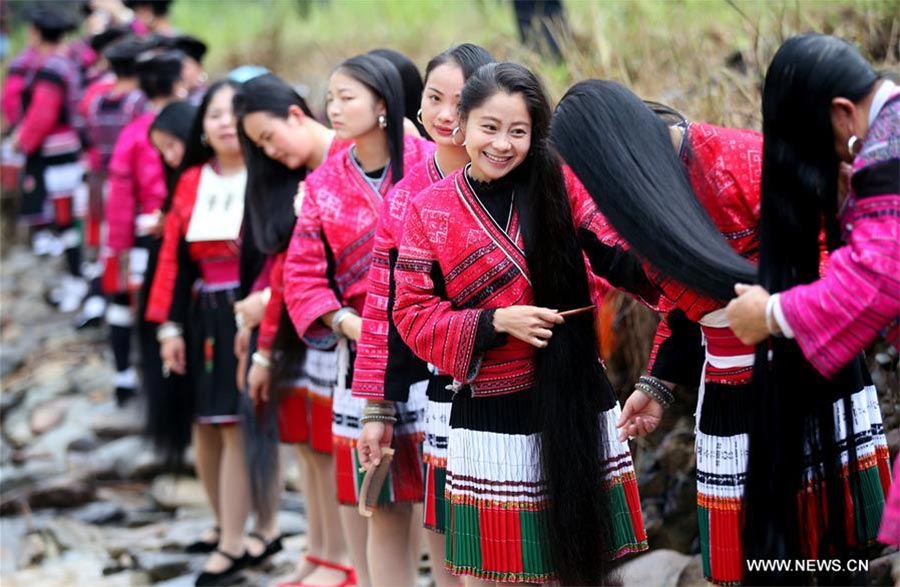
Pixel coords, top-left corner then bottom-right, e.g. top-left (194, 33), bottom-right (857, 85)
top-left (0, 346), bottom-right (25, 377)
top-left (0, 458), bottom-right (68, 497)
top-left (89, 403), bottom-right (144, 439)
top-left (26, 475), bottom-right (96, 511)
top-left (29, 397), bottom-right (71, 435)
top-left (276, 510), bottom-right (307, 537)
top-left (867, 553), bottom-right (898, 587)
top-left (71, 501), bottom-right (127, 526)
top-left (69, 436), bottom-right (149, 480)
top-left (676, 554), bottom-right (705, 587)
top-left (151, 476), bottom-right (207, 512)
top-left (620, 549), bottom-right (692, 587)
top-left (134, 551), bottom-right (193, 582)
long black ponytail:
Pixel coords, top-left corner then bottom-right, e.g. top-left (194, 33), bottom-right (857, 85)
top-left (461, 62), bottom-right (613, 585)
top-left (743, 34), bottom-right (880, 585)
top-left (550, 80), bottom-right (756, 300)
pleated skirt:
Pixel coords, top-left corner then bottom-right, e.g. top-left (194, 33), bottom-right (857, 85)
top-left (696, 321), bottom-right (891, 585)
top-left (332, 352), bottom-right (427, 506)
top-left (444, 384), bottom-right (648, 583)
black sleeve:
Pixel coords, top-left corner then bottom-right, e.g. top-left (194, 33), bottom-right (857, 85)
top-left (578, 228), bottom-right (661, 306)
top-left (383, 249), bottom-right (433, 402)
top-left (167, 236), bottom-right (199, 325)
top-left (649, 309), bottom-right (705, 386)
top-left (473, 308), bottom-right (508, 353)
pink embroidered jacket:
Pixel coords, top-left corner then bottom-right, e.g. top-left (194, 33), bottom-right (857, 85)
top-left (780, 94), bottom-right (900, 378)
top-left (104, 111), bottom-right (167, 253)
top-left (352, 155), bottom-right (443, 400)
top-left (283, 135), bottom-right (435, 349)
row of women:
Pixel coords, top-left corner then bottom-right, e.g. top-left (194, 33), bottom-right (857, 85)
top-left (2, 1), bottom-right (208, 405)
top-left (135, 32), bottom-right (899, 587)
top-left (10, 9), bottom-right (897, 585)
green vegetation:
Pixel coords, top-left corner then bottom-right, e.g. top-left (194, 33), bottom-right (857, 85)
top-left (5, 0), bottom-right (899, 127)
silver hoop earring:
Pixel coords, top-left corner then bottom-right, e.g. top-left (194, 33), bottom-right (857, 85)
top-left (847, 135), bottom-right (860, 157)
top-left (416, 109), bottom-right (424, 125)
top-left (451, 127), bottom-right (466, 147)
top-left (378, 114), bottom-right (387, 129)
top-left (200, 133), bottom-right (208, 146)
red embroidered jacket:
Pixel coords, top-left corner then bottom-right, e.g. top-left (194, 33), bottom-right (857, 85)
top-left (145, 164), bottom-right (242, 324)
top-left (283, 135), bottom-right (435, 349)
top-left (393, 166), bottom-right (619, 397)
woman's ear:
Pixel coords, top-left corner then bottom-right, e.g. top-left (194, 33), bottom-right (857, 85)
top-left (286, 104), bottom-right (307, 126)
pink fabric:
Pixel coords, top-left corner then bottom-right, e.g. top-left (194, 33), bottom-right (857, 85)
top-left (257, 138), bottom-right (350, 352)
top-left (780, 97), bottom-right (900, 378)
top-left (16, 81), bottom-right (65, 155)
top-left (352, 155), bottom-right (442, 399)
top-left (878, 455), bottom-right (900, 546)
top-left (283, 135), bottom-right (434, 348)
top-left (2, 47), bottom-right (39, 127)
top-left (104, 112), bottom-right (167, 253)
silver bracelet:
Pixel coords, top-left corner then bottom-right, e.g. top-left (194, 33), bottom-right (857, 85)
top-left (251, 351), bottom-right (272, 369)
top-left (157, 322), bottom-right (183, 342)
top-left (331, 307), bottom-right (359, 337)
top-left (360, 414), bottom-right (397, 425)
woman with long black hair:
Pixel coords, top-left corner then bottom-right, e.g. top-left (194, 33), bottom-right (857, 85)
top-left (233, 72), bottom-right (353, 586)
top-left (283, 53), bottom-right (434, 586)
top-left (722, 34), bottom-right (896, 584)
top-left (145, 79), bottom-right (254, 587)
top-left (142, 99), bottom-right (196, 469)
top-left (369, 48), bottom-right (427, 137)
top-left (551, 77), bottom-right (890, 585)
top-left (354, 43), bottom-right (494, 587)
top-left (393, 62), bottom-right (647, 586)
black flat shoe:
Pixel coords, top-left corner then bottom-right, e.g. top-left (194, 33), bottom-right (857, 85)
top-left (185, 526), bottom-right (219, 554)
top-left (195, 548), bottom-right (248, 586)
top-left (245, 532), bottom-right (283, 566)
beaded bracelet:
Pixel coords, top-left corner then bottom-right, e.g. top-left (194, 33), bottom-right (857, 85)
top-left (636, 375), bottom-right (674, 409)
top-left (360, 414), bottom-right (397, 425)
top-left (362, 403), bottom-right (397, 419)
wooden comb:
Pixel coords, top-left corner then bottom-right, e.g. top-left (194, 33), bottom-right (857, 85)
top-left (357, 447), bottom-right (395, 517)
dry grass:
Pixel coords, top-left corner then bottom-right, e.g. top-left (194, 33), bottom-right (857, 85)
top-left (168, 0), bottom-right (899, 128)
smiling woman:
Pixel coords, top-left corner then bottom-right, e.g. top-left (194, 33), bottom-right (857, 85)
top-left (392, 62), bottom-right (648, 585)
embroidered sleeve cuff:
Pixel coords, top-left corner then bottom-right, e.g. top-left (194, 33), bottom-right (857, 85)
top-left (473, 309), bottom-right (508, 353)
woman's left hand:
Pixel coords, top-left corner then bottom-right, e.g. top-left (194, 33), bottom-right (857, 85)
top-left (725, 284), bottom-right (771, 345)
top-left (234, 292), bottom-right (266, 331)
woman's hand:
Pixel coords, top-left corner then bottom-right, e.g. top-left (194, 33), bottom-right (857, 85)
top-left (616, 390), bottom-right (663, 442)
top-left (247, 361), bottom-right (271, 403)
top-left (493, 306), bottom-right (564, 348)
top-left (234, 292), bottom-right (266, 331)
top-left (725, 284), bottom-right (772, 345)
top-left (161, 335), bottom-right (187, 375)
top-left (357, 420), bottom-right (394, 471)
